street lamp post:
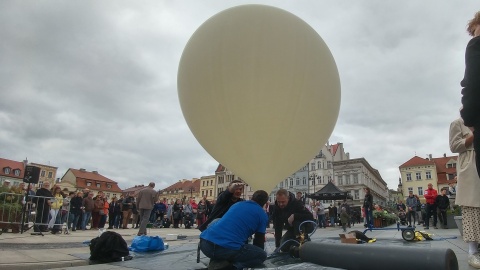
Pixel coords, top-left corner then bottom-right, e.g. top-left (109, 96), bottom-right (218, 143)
top-left (309, 173), bottom-right (318, 194)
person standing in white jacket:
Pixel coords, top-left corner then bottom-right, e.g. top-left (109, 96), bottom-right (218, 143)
top-left (450, 117), bottom-right (480, 268)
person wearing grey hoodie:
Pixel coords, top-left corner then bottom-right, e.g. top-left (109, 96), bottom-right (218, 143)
top-left (405, 190), bottom-right (418, 227)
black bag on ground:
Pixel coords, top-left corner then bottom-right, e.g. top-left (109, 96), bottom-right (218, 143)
top-left (89, 231), bottom-right (131, 263)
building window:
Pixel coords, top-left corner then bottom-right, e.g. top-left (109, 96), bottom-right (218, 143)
top-left (296, 178), bottom-right (300, 186)
top-left (426, 171), bottom-right (432, 179)
top-left (353, 174), bottom-right (358, 184)
top-left (209, 190), bottom-right (212, 196)
top-left (406, 173), bottom-right (412, 181)
top-left (87, 182), bottom-right (91, 186)
top-left (107, 184), bottom-right (111, 189)
top-left (38, 181), bottom-right (44, 187)
top-left (311, 163), bottom-right (315, 171)
top-left (448, 173), bottom-right (455, 180)
top-left (48, 172), bottom-right (53, 178)
top-left (14, 169), bottom-right (20, 176)
top-left (338, 177), bottom-right (343, 185)
top-left (3, 168), bottom-right (10, 174)
top-left (106, 193), bottom-right (110, 199)
top-left (418, 187), bottom-right (423, 195)
top-left (41, 170), bottom-right (45, 177)
top-left (415, 172), bottom-right (421, 180)
top-left (327, 161), bottom-right (332, 169)
top-left (318, 176), bottom-right (321, 185)
top-left (447, 163), bottom-right (456, 168)
top-left (96, 183), bottom-right (101, 188)
top-left (290, 179), bottom-right (293, 186)
top-left (317, 161), bottom-right (321, 169)
top-left (345, 175), bottom-right (351, 185)
top-left (408, 187), bottom-right (413, 193)
top-left (354, 190), bottom-right (359, 200)
top-left (302, 177), bottom-right (306, 185)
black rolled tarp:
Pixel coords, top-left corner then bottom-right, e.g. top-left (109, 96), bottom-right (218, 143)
top-left (299, 241), bottom-right (458, 270)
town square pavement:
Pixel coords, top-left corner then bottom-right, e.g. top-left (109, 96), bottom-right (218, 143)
top-left (0, 223), bottom-right (472, 270)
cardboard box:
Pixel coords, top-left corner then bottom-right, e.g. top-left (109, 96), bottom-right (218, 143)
top-left (339, 233), bottom-right (358, 244)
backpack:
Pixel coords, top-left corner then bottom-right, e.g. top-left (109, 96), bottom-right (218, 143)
top-left (89, 231), bottom-right (131, 263)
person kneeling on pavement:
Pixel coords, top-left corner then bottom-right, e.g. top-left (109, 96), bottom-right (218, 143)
top-left (272, 188), bottom-right (315, 252)
top-left (199, 190), bottom-right (269, 270)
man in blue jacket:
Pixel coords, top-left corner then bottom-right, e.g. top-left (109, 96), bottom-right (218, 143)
top-left (200, 190), bottom-right (269, 270)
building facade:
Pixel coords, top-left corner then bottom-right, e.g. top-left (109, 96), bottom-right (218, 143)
top-left (399, 154), bottom-right (457, 202)
top-left (269, 143), bottom-right (350, 203)
top-left (30, 162), bottom-right (58, 188)
top-left (59, 168), bottom-right (122, 199)
top-left (334, 158), bottom-right (388, 207)
top-left (0, 158), bottom-right (25, 187)
top-left (158, 179), bottom-right (201, 202)
top-left (199, 175), bottom-right (216, 201)
top-left (215, 164), bottom-right (254, 200)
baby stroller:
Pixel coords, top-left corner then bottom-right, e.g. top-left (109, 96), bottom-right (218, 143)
top-left (398, 210), bottom-right (407, 226)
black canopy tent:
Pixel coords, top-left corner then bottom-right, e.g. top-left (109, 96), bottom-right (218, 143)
top-left (306, 181), bottom-right (353, 201)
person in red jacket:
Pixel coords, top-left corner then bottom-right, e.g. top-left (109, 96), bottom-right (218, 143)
top-left (423, 183), bottom-right (438, 229)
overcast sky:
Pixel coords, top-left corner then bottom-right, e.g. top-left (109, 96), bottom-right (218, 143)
top-left (0, 1), bottom-right (477, 191)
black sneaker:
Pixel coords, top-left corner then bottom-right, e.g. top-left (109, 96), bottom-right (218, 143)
top-left (207, 259), bottom-right (232, 270)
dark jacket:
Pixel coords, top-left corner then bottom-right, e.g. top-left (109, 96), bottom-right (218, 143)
top-left (436, 194), bottom-right (450, 210)
top-left (328, 206), bottom-right (337, 217)
top-left (271, 192), bottom-right (314, 247)
top-left (198, 189), bottom-right (244, 231)
top-left (153, 202), bottom-right (167, 213)
top-left (363, 193), bottom-right (373, 209)
top-left (172, 203), bottom-right (183, 220)
top-left (70, 196), bottom-right (83, 215)
top-left (34, 188), bottom-right (53, 208)
top-left (109, 201), bottom-right (121, 215)
top-left (461, 36), bottom-right (480, 127)
top-left (122, 196), bottom-right (134, 210)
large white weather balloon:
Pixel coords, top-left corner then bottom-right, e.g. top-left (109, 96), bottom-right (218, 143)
top-left (178, 5), bottom-right (341, 193)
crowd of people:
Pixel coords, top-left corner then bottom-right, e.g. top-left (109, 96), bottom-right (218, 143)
top-left (0, 180), bottom-right (217, 236)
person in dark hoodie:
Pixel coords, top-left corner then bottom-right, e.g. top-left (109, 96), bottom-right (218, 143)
top-left (198, 180), bottom-right (245, 232)
top-left (436, 188), bottom-right (450, 229)
top-left (271, 188), bottom-right (314, 252)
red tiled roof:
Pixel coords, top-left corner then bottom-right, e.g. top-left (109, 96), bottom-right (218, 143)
top-left (160, 179), bottom-right (201, 193)
top-left (0, 158), bottom-right (25, 179)
top-left (68, 168), bottom-right (122, 193)
top-left (70, 169), bottom-right (117, 183)
top-left (123, 185), bottom-right (148, 196)
top-left (433, 156), bottom-right (457, 184)
top-left (215, 164), bottom-right (225, 173)
top-left (399, 156), bottom-right (435, 168)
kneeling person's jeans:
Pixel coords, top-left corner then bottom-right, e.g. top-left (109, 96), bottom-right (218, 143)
top-left (200, 238), bottom-right (266, 270)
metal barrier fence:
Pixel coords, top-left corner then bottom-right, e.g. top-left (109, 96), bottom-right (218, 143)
top-left (0, 192), bottom-right (71, 235)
